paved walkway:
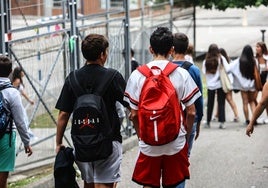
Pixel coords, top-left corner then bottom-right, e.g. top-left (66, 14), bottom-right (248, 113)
top-left (117, 93), bottom-right (268, 188)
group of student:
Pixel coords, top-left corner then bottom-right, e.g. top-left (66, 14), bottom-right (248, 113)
top-left (0, 25), bottom-right (267, 188)
top-left (202, 42), bottom-right (268, 130)
top-left (55, 27), bottom-right (202, 188)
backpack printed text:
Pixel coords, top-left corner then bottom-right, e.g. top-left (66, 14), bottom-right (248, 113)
top-left (137, 62), bottom-right (182, 145)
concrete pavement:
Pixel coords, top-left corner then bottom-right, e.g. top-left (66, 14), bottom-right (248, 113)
top-left (117, 91), bottom-right (268, 188)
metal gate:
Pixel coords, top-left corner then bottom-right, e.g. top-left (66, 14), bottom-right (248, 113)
top-left (0, 0), bottom-right (194, 172)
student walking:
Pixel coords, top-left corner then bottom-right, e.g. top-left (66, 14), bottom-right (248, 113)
top-left (202, 44), bottom-right (230, 129)
top-left (213, 48), bottom-right (239, 122)
top-left (124, 27), bottom-right (201, 188)
top-left (255, 42), bottom-right (268, 86)
top-left (11, 67), bottom-right (34, 105)
top-left (0, 55), bottom-right (33, 188)
top-left (229, 45), bottom-right (257, 125)
top-left (255, 42), bottom-right (268, 123)
top-left (10, 67), bottom-right (36, 140)
top-left (55, 34), bottom-right (129, 188)
top-left (172, 32), bottom-right (203, 157)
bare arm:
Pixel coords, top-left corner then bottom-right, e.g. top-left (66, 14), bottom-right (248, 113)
top-left (246, 82), bottom-right (268, 137)
top-left (21, 90), bottom-right (34, 105)
top-left (56, 111), bottom-right (71, 153)
top-left (129, 109), bottom-right (139, 138)
top-left (185, 104), bottom-right (196, 142)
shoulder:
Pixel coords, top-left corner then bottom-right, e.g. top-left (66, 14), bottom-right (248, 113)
top-left (12, 78), bottom-right (21, 87)
top-left (2, 87), bottom-right (21, 104)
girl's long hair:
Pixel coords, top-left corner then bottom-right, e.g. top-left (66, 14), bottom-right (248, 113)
top-left (239, 45), bottom-right (255, 80)
top-left (256, 41), bottom-right (268, 58)
top-left (11, 66), bottom-right (24, 87)
top-left (205, 44), bottom-right (219, 74)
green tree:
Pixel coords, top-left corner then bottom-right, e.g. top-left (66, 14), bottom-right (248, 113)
top-left (156, 0), bottom-right (268, 10)
top-left (194, 0), bottom-right (268, 10)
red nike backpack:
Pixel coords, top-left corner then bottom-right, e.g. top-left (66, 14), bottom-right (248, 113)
top-left (137, 62), bottom-right (182, 146)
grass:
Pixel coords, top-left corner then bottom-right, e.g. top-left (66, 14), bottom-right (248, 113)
top-left (8, 167), bottom-right (53, 188)
top-left (29, 109), bottom-right (59, 129)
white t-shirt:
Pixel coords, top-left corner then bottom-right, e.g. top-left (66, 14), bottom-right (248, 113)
top-left (124, 60), bottom-right (201, 156)
top-left (202, 55), bottom-right (230, 90)
top-left (229, 58), bottom-right (255, 91)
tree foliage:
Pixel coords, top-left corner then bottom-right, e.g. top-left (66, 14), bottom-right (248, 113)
top-left (170, 0), bottom-right (268, 10)
top-left (194, 0), bottom-right (268, 10)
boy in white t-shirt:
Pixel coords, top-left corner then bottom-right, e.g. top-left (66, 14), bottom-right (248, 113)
top-left (124, 27), bottom-right (201, 188)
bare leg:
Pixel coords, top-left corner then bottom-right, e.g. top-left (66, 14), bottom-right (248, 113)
top-left (241, 91), bottom-right (249, 122)
top-left (0, 172), bottom-right (9, 188)
top-left (226, 91), bottom-right (239, 118)
top-left (248, 91), bottom-right (257, 116)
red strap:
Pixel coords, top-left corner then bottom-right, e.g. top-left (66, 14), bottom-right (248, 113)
top-left (163, 62), bottom-right (178, 76)
top-left (138, 62), bottom-right (178, 77)
top-left (137, 64), bottom-right (152, 78)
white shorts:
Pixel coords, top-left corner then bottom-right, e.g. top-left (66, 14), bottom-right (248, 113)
top-left (75, 141), bottom-right (122, 184)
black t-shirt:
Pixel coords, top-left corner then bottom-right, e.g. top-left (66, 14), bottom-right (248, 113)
top-left (55, 64), bottom-right (129, 143)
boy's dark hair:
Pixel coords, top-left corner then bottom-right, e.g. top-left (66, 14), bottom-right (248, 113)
top-left (81, 34), bottom-right (109, 61)
top-left (173, 32), bottom-right (189, 54)
top-left (0, 55), bottom-right (12, 77)
top-left (150, 27), bottom-right (173, 57)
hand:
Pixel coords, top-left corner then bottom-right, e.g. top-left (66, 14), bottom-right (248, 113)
top-left (246, 124), bottom-right (254, 137)
top-left (195, 122), bottom-right (201, 140)
top-left (29, 100), bottom-right (34, 105)
top-left (56, 144), bottom-right (65, 154)
top-left (195, 132), bottom-right (199, 140)
top-left (24, 146), bottom-right (33, 157)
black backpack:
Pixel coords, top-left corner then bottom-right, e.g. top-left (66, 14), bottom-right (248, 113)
top-left (54, 146), bottom-right (79, 188)
top-left (68, 68), bottom-right (117, 162)
top-left (0, 84), bottom-right (13, 146)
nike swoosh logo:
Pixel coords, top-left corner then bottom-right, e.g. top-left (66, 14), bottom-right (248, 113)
top-left (150, 115), bottom-right (161, 120)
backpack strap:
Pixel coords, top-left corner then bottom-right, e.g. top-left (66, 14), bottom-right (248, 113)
top-left (138, 62), bottom-right (178, 77)
top-left (68, 70), bottom-right (84, 97)
top-left (137, 64), bottom-right (151, 78)
top-left (95, 68), bottom-right (117, 96)
top-left (180, 61), bottom-right (193, 71)
top-left (163, 62), bottom-right (178, 76)
top-left (0, 83), bottom-right (13, 91)
top-left (0, 84), bottom-right (13, 147)
top-left (69, 68), bottom-right (117, 97)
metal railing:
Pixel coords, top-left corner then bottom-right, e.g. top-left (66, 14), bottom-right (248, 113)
top-left (1, 1), bottom-right (195, 171)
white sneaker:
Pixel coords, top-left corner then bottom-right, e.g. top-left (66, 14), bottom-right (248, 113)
top-left (212, 116), bottom-right (218, 121)
top-left (219, 123), bottom-right (226, 129)
top-left (264, 118), bottom-right (268, 124)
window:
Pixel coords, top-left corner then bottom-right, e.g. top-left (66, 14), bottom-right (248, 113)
top-left (53, 0), bottom-right (62, 7)
top-left (110, 0), bottom-right (123, 7)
